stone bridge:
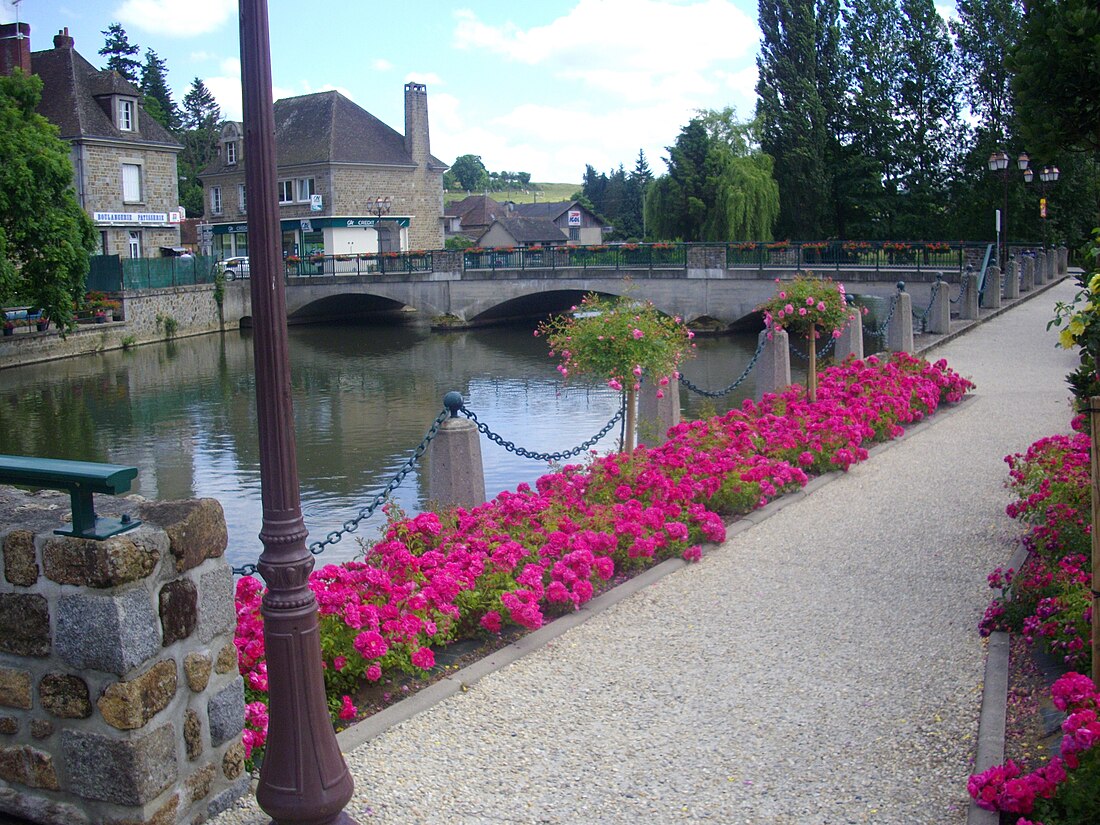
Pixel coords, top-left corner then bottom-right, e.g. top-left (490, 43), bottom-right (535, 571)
top-left (221, 247), bottom-right (965, 330)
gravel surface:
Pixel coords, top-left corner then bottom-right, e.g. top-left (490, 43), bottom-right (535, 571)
top-left (210, 280), bottom-right (1079, 825)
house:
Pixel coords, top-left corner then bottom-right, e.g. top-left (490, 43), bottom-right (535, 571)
top-left (506, 200), bottom-right (608, 245)
top-left (444, 194), bottom-right (507, 241)
top-left (199, 84), bottom-right (447, 260)
top-left (476, 216), bottom-right (567, 249)
top-left (1, 24), bottom-right (184, 258)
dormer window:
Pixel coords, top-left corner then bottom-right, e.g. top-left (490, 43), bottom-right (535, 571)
top-left (118, 98), bottom-right (135, 131)
top-left (226, 141), bottom-right (237, 165)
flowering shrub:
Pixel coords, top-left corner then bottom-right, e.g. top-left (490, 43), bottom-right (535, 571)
top-left (536, 292), bottom-right (696, 452)
top-left (969, 672), bottom-right (1100, 823)
top-left (882, 241), bottom-right (911, 252)
top-left (802, 241), bottom-right (829, 252)
top-left (925, 242), bottom-right (951, 253)
top-left (1048, 229), bottom-right (1100, 410)
top-left (979, 416), bottom-right (1093, 671)
top-left (234, 353), bottom-right (973, 766)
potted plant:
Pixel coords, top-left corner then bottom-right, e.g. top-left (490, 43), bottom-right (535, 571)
top-left (36, 316), bottom-right (50, 332)
top-left (3, 318), bottom-right (13, 336)
top-left (94, 308), bottom-right (107, 323)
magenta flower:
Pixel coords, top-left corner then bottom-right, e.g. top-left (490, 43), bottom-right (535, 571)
top-left (411, 646), bottom-right (435, 670)
top-left (632, 328), bottom-right (644, 339)
top-left (338, 695), bottom-right (358, 721)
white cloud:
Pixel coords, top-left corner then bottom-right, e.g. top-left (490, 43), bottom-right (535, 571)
top-left (405, 71), bottom-right (442, 86)
top-left (116, 0), bottom-right (236, 37)
top-left (189, 51), bottom-right (217, 62)
top-left (372, 58), bottom-right (393, 72)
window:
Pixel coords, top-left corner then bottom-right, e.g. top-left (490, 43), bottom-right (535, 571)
top-left (226, 141), bottom-right (237, 165)
top-left (238, 184), bottom-right (247, 214)
top-left (128, 231), bottom-right (141, 259)
top-left (210, 186), bottom-right (222, 215)
top-left (295, 177), bottom-right (315, 202)
top-left (118, 99), bottom-right (135, 131)
top-left (122, 163), bottom-right (142, 203)
top-left (569, 227), bottom-right (580, 241)
top-left (278, 180), bottom-right (294, 204)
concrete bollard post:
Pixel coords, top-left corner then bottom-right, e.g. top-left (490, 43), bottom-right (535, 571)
top-left (754, 327), bottom-right (791, 401)
top-left (984, 264), bottom-right (1002, 309)
top-left (960, 268), bottom-right (979, 320)
top-left (886, 284), bottom-right (914, 353)
top-left (1047, 249), bottom-right (1056, 282)
top-left (1058, 246), bottom-right (1068, 276)
top-left (1021, 254), bottom-right (1035, 292)
top-left (834, 301), bottom-right (863, 361)
top-left (1035, 251), bottom-right (1047, 285)
top-left (1004, 257), bottom-right (1019, 299)
top-left (927, 274), bottom-right (951, 334)
top-left (428, 393), bottom-right (486, 510)
top-left (638, 373), bottom-right (681, 446)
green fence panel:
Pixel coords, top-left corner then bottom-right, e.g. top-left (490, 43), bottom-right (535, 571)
top-left (121, 256), bottom-right (217, 289)
top-left (86, 256), bottom-right (123, 292)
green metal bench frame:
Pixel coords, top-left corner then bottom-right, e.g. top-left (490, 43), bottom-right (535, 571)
top-left (0, 455), bottom-right (142, 539)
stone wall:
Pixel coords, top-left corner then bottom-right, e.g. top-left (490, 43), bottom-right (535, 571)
top-left (0, 487), bottom-right (246, 824)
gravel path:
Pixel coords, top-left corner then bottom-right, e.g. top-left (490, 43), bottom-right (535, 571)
top-left (212, 279), bottom-right (1079, 825)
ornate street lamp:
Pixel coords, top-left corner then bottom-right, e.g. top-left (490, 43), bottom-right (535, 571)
top-left (239, 1), bottom-right (357, 823)
top-left (1021, 161), bottom-right (1060, 249)
top-left (367, 196), bottom-right (392, 218)
top-left (987, 149), bottom-right (1029, 265)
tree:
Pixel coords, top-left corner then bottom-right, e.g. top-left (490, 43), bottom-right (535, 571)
top-left (951, 0), bottom-right (1022, 143)
top-left (756, 0), bottom-right (831, 238)
top-left (99, 23), bottom-right (141, 84)
top-left (451, 154), bottom-right (489, 191)
top-left (1011, 0), bottom-right (1100, 158)
top-left (0, 71), bottom-right (96, 330)
top-left (139, 49), bottom-right (178, 130)
top-left (178, 78), bottom-right (222, 218)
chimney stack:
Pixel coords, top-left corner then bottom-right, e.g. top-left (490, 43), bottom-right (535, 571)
top-left (53, 27), bottom-right (74, 50)
top-left (404, 82), bottom-right (430, 167)
top-left (0, 22), bottom-right (30, 76)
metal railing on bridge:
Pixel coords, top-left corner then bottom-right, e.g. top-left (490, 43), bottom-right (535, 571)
top-left (463, 244), bottom-right (687, 272)
top-left (282, 251), bottom-right (433, 278)
top-left (722, 240), bottom-right (990, 273)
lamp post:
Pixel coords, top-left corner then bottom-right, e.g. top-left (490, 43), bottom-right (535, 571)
top-left (1023, 163), bottom-right (1060, 248)
top-left (987, 149), bottom-right (1029, 265)
top-left (367, 196), bottom-right (392, 254)
top-left (239, 1), bottom-right (357, 823)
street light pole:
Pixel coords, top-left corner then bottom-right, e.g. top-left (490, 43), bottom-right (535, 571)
top-left (239, 2), bottom-right (357, 824)
top-left (987, 149), bottom-right (1029, 265)
top-left (1024, 164), bottom-right (1060, 249)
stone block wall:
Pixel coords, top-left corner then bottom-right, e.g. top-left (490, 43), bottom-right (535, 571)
top-left (0, 487), bottom-right (247, 824)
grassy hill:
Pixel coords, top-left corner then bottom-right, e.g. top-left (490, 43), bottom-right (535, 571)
top-left (444, 182), bottom-right (580, 206)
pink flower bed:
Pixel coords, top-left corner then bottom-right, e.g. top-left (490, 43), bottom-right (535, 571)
top-left (234, 352), bottom-right (973, 759)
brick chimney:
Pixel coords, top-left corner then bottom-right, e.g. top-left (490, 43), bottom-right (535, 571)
top-left (404, 82), bottom-right (430, 167)
top-left (0, 22), bottom-right (30, 76)
top-left (53, 27), bottom-right (74, 49)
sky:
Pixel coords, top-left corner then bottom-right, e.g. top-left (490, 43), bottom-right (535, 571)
top-left (2, 0), bottom-right (959, 184)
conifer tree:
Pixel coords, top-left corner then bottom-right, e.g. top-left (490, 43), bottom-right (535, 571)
top-left (139, 49), bottom-right (178, 130)
top-left (99, 23), bottom-right (141, 83)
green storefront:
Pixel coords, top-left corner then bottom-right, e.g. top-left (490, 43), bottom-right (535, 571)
top-left (207, 216), bottom-right (412, 260)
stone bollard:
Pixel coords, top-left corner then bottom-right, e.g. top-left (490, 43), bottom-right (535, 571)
top-left (886, 284), bottom-right (914, 353)
top-left (1004, 257), bottom-right (1020, 300)
top-left (1035, 251), bottom-right (1047, 285)
top-left (1021, 254), bottom-right (1035, 292)
top-left (0, 488), bottom-right (247, 825)
top-left (960, 268), bottom-right (979, 320)
top-left (638, 374), bottom-right (680, 447)
top-left (754, 327), bottom-right (791, 401)
top-left (1058, 246), bottom-right (1068, 276)
top-left (834, 301), bottom-right (863, 361)
top-left (984, 264), bottom-right (1002, 309)
top-left (927, 274), bottom-right (951, 334)
top-left (428, 392), bottom-right (486, 510)
top-left (1046, 249), bottom-right (1056, 282)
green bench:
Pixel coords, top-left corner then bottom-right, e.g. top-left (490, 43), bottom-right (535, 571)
top-left (0, 455), bottom-right (142, 539)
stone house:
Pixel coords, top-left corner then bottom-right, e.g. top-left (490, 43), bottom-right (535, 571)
top-left (476, 216), bottom-right (568, 249)
top-left (0, 24), bottom-right (184, 259)
top-left (506, 200), bottom-right (608, 246)
top-left (444, 194), bottom-right (507, 242)
top-left (199, 84), bottom-right (447, 260)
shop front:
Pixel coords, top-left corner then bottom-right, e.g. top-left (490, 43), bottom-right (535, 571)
top-left (206, 215), bottom-right (411, 262)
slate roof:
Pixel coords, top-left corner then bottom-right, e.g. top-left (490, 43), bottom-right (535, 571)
top-left (478, 216), bottom-right (568, 245)
top-left (201, 90), bottom-right (447, 176)
top-left (30, 45), bottom-right (180, 148)
top-left (447, 195), bottom-right (506, 228)
top-left (509, 200), bottom-right (577, 221)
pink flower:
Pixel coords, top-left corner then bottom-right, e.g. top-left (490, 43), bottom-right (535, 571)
top-left (338, 695), bottom-right (357, 721)
top-left (784, 303), bottom-right (794, 314)
top-left (682, 545), bottom-right (702, 562)
top-left (817, 302), bottom-right (826, 311)
top-left (798, 307), bottom-right (807, 316)
top-left (333, 656), bottom-right (347, 672)
top-left (806, 296), bottom-right (815, 306)
top-left (608, 378), bottom-right (622, 391)
top-left (632, 328), bottom-right (644, 339)
top-left (633, 365), bottom-right (643, 377)
top-left (656, 390), bottom-right (664, 398)
top-left (480, 610), bottom-right (503, 633)
top-left (411, 646), bottom-right (435, 670)
top-left (366, 664), bottom-right (382, 682)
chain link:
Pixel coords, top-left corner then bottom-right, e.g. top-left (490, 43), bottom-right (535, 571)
top-left (911, 279), bottom-right (941, 333)
top-left (868, 294), bottom-right (899, 339)
top-left (461, 398), bottom-right (625, 462)
top-left (679, 335), bottom-right (766, 398)
top-left (232, 406), bottom-right (450, 577)
top-left (789, 333), bottom-right (838, 361)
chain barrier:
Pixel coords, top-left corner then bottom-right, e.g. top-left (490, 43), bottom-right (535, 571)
top-left (789, 333), bottom-right (838, 361)
top-left (678, 335), bottom-right (767, 398)
top-left (232, 406), bottom-right (451, 577)
top-left (950, 269), bottom-right (972, 305)
top-left (461, 396), bottom-right (625, 462)
top-left (911, 278), bottom-right (941, 333)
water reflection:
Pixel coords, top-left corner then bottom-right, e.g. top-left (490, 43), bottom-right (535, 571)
top-left (0, 322), bottom-right (759, 568)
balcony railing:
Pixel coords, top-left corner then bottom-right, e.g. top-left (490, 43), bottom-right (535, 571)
top-left (462, 244), bottom-right (687, 272)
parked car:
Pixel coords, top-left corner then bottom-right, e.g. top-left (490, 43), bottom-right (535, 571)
top-left (216, 257), bottom-right (249, 279)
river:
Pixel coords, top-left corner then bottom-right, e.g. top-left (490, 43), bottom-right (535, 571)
top-left (0, 321), bottom-right (761, 570)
